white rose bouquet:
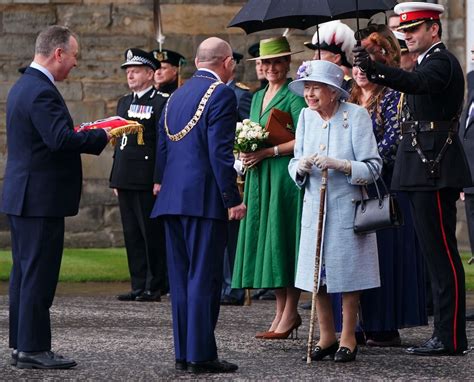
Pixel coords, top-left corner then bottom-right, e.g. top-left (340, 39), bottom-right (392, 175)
top-left (234, 119), bottom-right (269, 153)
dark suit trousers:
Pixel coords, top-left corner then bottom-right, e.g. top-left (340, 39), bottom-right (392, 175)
top-left (464, 193), bottom-right (474, 252)
top-left (8, 215), bottom-right (64, 352)
top-left (221, 220), bottom-right (244, 301)
top-left (163, 216), bottom-right (227, 362)
top-left (408, 189), bottom-right (467, 353)
top-left (118, 189), bottom-right (167, 293)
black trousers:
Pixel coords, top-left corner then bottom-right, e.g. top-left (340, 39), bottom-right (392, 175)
top-left (8, 215), bottom-right (64, 352)
top-left (464, 193), bottom-right (474, 252)
top-left (408, 189), bottom-right (467, 353)
top-left (118, 189), bottom-right (167, 293)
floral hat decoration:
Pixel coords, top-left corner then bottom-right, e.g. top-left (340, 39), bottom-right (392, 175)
top-left (288, 60), bottom-right (349, 100)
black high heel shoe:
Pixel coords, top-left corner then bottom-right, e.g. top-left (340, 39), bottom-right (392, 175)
top-left (334, 346), bottom-right (358, 363)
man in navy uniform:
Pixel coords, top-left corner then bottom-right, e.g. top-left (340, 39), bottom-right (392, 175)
top-left (227, 51), bottom-right (252, 121)
top-left (354, 2), bottom-right (471, 356)
top-left (151, 37), bottom-right (246, 373)
top-left (460, 45), bottom-right (474, 321)
top-left (111, 49), bottom-right (168, 302)
top-left (220, 51), bottom-right (252, 306)
top-left (2, 25), bottom-right (109, 368)
top-left (151, 49), bottom-right (185, 96)
top-left (248, 42), bottom-right (268, 92)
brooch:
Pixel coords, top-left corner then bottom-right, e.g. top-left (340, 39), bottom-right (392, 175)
top-left (342, 111), bottom-right (349, 128)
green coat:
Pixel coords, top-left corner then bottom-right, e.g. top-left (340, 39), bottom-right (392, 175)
top-left (232, 79), bottom-right (306, 288)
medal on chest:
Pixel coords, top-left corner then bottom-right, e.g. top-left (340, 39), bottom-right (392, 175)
top-left (127, 103), bottom-right (153, 120)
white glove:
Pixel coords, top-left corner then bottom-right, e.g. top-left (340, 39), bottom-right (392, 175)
top-left (297, 156), bottom-right (315, 176)
top-left (234, 159), bottom-right (244, 176)
top-left (314, 155), bottom-right (350, 174)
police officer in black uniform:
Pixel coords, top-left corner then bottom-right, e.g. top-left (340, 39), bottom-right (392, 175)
top-left (150, 49), bottom-right (185, 96)
top-left (353, 2), bottom-right (471, 355)
top-left (111, 48), bottom-right (168, 302)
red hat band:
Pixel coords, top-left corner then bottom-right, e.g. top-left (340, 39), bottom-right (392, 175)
top-left (400, 10), bottom-right (440, 24)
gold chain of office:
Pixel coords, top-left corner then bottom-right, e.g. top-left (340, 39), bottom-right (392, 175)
top-left (164, 81), bottom-right (222, 142)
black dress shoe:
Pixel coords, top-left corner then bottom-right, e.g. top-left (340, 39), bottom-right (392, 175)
top-left (303, 342), bottom-right (339, 361)
top-left (175, 359), bottom-right (187, 371)
top-left (220, 296), bottom-right (244, 306)
top-left (116, 290), bottom-right (143, 301)
top-left (188, 359), bottom-right (238, 373)
top-left (299, 301), bottom-right (312, 310)
top-left (135, 290), bottom-right (161, 302)
top-left (16, 351), bottom-right (77, 369)
top-left (11, 349), bottom-right (18, 366)
top-left (334, 346), bottom-right (358, 363)
top-left (406, 337), bottom-right (450, 356)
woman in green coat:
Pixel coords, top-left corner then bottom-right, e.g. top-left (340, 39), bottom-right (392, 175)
top-left (232, 37), bottom-right (307, 339)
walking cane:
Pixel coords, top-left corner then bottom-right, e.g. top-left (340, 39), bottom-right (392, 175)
top-left (306, 169), bottom-right (328, 364)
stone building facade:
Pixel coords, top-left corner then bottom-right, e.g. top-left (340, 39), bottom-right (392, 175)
top-left (0, 0), bottom-right (471, 249)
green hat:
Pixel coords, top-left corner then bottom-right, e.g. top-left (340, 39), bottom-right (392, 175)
top-left (248, 36), bottom-right (303, 61)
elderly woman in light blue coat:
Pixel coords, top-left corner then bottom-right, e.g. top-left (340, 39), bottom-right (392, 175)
top-left (288, 60), bottom-right (382, 363)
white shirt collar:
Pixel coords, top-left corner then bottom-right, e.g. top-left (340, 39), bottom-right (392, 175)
top-left (30, 61), bottom-right (55, 85)
top-left (417, 41), bottom-right (443, 64)
top-left (198, 68), bottom-right (222, 82)
top-left (134, 86), bottom-right (153, 99)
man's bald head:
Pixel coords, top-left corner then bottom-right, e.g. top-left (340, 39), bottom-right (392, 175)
top-left (195, 37), bottom-right (234, 83)
top-left (195, 37), bottom-right (232, 69)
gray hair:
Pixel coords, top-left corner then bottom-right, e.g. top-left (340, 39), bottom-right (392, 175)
top-left (35, 25), bottom-right (76, 57)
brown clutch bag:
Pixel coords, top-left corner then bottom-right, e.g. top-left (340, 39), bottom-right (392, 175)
top-left (264, 108), bottom-right (295, 146)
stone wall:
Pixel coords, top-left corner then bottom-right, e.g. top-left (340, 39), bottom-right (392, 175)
top-left (0, 0), bottom-right (471, 251)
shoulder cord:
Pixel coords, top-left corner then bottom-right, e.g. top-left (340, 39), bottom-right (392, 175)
top-left (164, 81), bottom-right (222, 142)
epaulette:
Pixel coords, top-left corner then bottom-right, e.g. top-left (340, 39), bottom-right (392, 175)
top-left (235, 82), bottom-right (250, 91)
top-left (156, 90), bottom-right (170, 98)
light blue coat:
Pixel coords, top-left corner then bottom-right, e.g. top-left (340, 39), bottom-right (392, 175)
top-left (288, 102), bottom-right (382, 293)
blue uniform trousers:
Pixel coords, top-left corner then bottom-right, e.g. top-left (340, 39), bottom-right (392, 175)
top-left (163, 215), bottom-right (227, 362)
top-left (8, 215), bottom-right (64, 352)
top-left (221, 220), bottom-right (244, 302)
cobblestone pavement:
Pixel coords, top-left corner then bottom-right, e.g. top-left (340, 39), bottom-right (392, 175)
top-left (0, 287), bottom-right (473, 381)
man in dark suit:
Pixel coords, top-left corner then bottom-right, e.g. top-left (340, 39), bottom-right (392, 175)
top-left (460, 50), bottom-right (474, 321)
top-left (354, 2), bottom-right (471, 356)
top-left (1, 25), bottom-right (109, 369)
top-left (151, 37), bottom-right (246, 373)
top-left (111, 49), bottom-right (168, 302)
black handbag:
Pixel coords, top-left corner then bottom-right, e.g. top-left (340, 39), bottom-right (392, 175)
top-left (353, 162), bottom-right (404, 234)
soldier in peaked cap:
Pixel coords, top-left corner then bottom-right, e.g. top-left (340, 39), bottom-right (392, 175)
top-left (111, 48), bottom-right (168, 302)
top-left (353, 2), bottom-right (471, 356)
top-left (220, 51), bottom-right (252, 307)
top-left (247, 42), bottom-right (268, 92)
top-left (227, 51), bottom-right (252, 122)
top-left (151, 48), bottom-right (185, 96)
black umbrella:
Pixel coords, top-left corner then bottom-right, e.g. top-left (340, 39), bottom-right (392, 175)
top-left (228, 0), bottom-right (398, 34)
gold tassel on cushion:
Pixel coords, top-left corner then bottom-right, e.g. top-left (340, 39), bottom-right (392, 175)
top-left (107, 122), bottom-right (145, 146)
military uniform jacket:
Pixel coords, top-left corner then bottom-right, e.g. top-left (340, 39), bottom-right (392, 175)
top-left (460, 71), bottom-right (474, 193)
top-left (227, 80), bottom-right (252, 121)
top-left (109, 87), bottom-right (167, 190)
top-left (368, 43), bottom-right (471, 191)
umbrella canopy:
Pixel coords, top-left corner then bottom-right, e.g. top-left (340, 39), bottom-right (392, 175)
top-left (228, 0), bottom-right (399, 34)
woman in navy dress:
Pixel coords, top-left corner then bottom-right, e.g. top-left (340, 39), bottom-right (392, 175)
top-left (349, 24), bottom-right (427, 346)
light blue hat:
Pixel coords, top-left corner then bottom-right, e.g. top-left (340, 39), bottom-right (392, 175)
top-left (288, 60), bottom-right (349, 100)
